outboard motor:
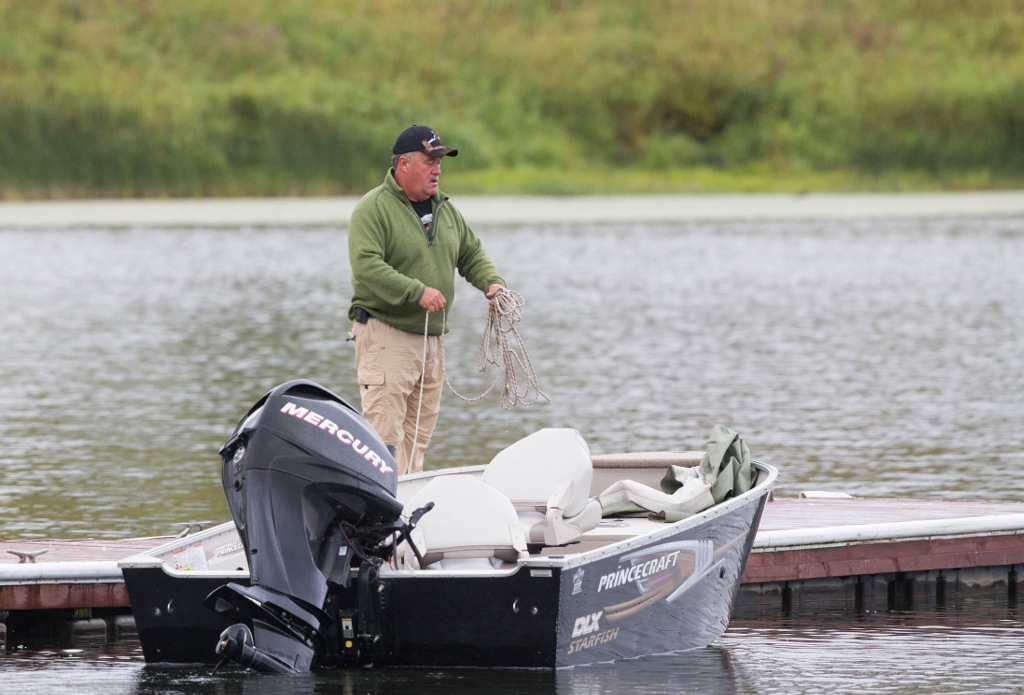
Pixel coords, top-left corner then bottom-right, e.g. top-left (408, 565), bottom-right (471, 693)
top-left (204, 379), bottom-right (407, 673)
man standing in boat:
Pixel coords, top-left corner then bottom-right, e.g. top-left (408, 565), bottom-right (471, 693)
top-left (347, 125), bottom-right (506, 475)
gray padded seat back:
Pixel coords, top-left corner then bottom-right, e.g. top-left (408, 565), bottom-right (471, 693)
top-left (482, 428), bottom-right (602, 545)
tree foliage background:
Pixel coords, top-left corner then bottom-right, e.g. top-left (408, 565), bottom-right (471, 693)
top-left (2, 0), bottom-right (1023, 198)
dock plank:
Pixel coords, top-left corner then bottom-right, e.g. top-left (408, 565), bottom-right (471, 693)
top-left (1, 536), bottom-right (173, 567)
top-left (757, 497), bottom-right (1024, 531)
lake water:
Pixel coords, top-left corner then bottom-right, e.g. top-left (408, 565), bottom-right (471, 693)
top-left (1, 210), bottom-right (1023, 691)
top-left (1, 599), bottom-right (1021, 694)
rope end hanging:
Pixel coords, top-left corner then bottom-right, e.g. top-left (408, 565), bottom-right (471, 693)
top-left (442, 287), bottom-right (551, 411)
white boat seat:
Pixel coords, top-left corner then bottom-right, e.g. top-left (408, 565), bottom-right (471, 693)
top-left (397, 474), bottom-right (528, 570)
top-left (481, 428), bottom-right (603, 546)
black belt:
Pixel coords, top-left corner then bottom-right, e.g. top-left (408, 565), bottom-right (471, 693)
top-left (353, 307), bottom-right (371, 324)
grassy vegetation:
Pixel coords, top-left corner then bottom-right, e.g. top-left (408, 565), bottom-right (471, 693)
top-left (2, 0), bottom-right (1023, 199)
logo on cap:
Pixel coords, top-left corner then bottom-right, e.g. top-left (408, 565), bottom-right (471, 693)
top-left (422, 132), bottom-right (446, 154)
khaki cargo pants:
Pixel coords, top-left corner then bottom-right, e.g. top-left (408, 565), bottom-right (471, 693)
top-left (352, 317), bottom-right (442, 475)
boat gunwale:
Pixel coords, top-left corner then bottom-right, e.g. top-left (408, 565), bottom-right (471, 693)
top-left (120, 460), bottom-right (777, 581)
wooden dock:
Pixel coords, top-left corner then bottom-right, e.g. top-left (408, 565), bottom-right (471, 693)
top-left (736, 495), bottom-right (1024, 617)
top-left (3, 496), bottom-right (1024, 643)
top-left (0, 535), bottom-right (174, 644)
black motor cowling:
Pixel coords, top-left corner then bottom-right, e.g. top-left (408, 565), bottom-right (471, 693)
top-left (205, 379), bottom-right (404, 673)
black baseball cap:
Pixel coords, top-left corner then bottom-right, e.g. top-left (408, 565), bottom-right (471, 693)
top-left (392, 125), bottom-right (459, 158)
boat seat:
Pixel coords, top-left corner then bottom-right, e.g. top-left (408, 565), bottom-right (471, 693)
top-left (397, 474), bottom-right (528, 571)
top-left (481, 428), bottom-right (603, 546)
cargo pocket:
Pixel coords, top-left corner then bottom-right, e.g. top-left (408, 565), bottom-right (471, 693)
top-left (357, 366), bottom-right (393, 441)
top-left (355, 339), bottom-right (385, 389)
top-left (359, 369), bottom-right (385, 389)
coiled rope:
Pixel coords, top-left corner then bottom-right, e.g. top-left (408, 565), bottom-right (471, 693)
top-left (441, 287), bottom-right (551, 410)
top-left (407, 287), bottom-right (550, 472)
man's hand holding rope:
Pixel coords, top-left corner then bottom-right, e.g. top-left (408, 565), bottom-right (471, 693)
top-left (418, 286), bottom-right (446, 313)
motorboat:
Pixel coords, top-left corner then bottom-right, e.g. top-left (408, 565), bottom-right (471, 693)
top-left (119, 379), bottom-right (777, 671)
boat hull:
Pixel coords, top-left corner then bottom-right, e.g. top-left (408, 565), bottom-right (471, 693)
top-left (122, 567), bottom-right (240, 665)
top-left (552, 493), bottom-right (765, 665)
top-left (121, 461), bottom-right (773, 668)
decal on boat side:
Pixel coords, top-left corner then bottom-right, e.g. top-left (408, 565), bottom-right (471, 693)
top-left (565, 542), bottom-right (715, 655)
top-left (597, 540), bottom-right (715, 622)
top-left (597, 549), bottom-right (683, 592)
top-left (572, 611), bottom-right (603, 638)
top-left (567, 627), bottom-right (620, 654)
top-left (572, 567), bottom-right (585, 596)
top-left (279, 402), bottom-right (394, 474)
top-left (171, 542), bottom-right (208, 571)
top-left (212, 540), bottom-right (244, 560)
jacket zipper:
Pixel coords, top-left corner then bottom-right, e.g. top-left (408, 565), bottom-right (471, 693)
top-left (426, 196), bottom-right (448, 247)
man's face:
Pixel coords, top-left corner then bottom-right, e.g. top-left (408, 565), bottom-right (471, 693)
top-left (398, 152), bottom-right (443, 202)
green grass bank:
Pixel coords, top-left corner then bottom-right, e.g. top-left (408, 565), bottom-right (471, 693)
top-left (2, 0), bottom-right (1023, 199)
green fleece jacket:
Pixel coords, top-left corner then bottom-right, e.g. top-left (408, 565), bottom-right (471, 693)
top-left (348, 170), bottom-right (505, 335)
